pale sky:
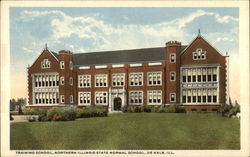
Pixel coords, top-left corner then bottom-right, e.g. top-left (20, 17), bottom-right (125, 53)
top-left (10, 7), bottom-right (240, 103)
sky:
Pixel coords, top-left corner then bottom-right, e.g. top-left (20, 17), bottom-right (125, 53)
top-left (10, 7), bottom-right (240, 103)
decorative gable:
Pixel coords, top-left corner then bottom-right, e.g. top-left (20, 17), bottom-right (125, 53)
top-left (181, 35), bottom-right (225, 65)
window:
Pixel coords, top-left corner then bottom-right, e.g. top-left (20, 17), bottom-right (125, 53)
top-left (69, 77), bottom-right (73, 86)
top-left (213, 89), bottom-right (217, 103)
top-left (34, 92), bottom-right (58, 104)
top-left (112, 73), bottom-right (125, 86)
top-left (170, 72), bottom-right (176, 81)
top-left (170, 53), bottom-right (176, 63)
top-left (170, 93), bottom-right (176, 102)
top-left (182, 69), bottom-right (186, 83)
top-left (79, 92), bottom-right (91, 105)
top-left (41, 59), bottom-right (50, 69)
top-left (129, 91), bottom-right (143, 105)
top-left (187, 69), bottom-right (191, 82)
top-left (60, 77), bottom-right (64, 85)
top-left (213, 68), bottom-right (217, 81)
top-left (79, 75), bottom-right (91, 88)
top-left (148, 90), bottom-right (162, 105)
top-left (69, 61), bottom-right (73, 70)
top-left (193, 48), bottom-right (206, 60)
top-left (70, 95), bottom-right (73, 103)
top-left (95, 74), bottom-right (108, 87)
top-left (95, 92), bottom-right (107, 105)
top-left (129, 73), bottom-right (143, 86)
top-left (34, 75), bottom-right (59, 88)
top-left (182, 90), bottom-right (186, 103)
top-left (192, 69), bottom-right (196, 82)
top-left (60, 61), bottom-right (65, 69)
top-left (148, 72), bottom-right (162, 86)
top-left (60, 95), bottom-right (65, 103)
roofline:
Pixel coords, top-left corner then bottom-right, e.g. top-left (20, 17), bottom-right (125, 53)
top-left (73, 60), bottom-right (166, 67)
top-left (29, 49), bottom-right (59, 68)
top-left (73, 47), bottom-right (165, 55)
top-left (181, 35), bottom-right (225, 56)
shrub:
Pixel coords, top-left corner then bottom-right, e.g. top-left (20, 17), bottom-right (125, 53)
top-left (23, 108), bottom-right (37, 115)
top-left (174, 105), bottom-right (187, 113)
top-left (77, 106), bottom-right (108, 118)
top-left (218, 105), bottom-right (233, 116)
top-left (228, 104), bottom-right (240, 117)
top-left (141, 105), bottom-right (151, 112)
top-left (125, 106), bottom-right (142, 113)
top-left (47, 107), bottom-right (77, 121)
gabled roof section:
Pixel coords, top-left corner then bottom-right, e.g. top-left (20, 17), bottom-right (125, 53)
top-left (181, 34), bottom-right (225, 56)
top-left (72, 47), bottom-right (166, 66)
top-left (29, 48), bottom-right (59, 68)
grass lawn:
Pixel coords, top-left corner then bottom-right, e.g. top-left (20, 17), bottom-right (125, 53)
top-left (10, 113), bottom-right (240, 150)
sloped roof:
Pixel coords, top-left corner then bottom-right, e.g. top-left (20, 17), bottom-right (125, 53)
top-left (72, 46), bottom-right (187, 66)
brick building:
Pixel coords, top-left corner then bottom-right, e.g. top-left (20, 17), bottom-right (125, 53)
top-left (27, 32), bottom-right (229, 112)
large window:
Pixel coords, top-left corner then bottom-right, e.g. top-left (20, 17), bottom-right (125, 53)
top-left (79, 92), bottom-right (91, 105)
top-left (112, 73), bottom-right (125, 86)
top-left (95, 74), bottom-right (108, 87)
top-left (41, 59), bottom-right (50, 69)
top-left (34, 74), bottom-right (59, 87)
top-left (148, 90), bottom-right (162, 105)
top-left (182, 67), bottom-right (218, 83)
top-left (95, 92), bottom-right (108, 105)
top-left (182, 89), bottom-right (217, 104)
top-left (34, 92), bottom-right (58, 104)
top-left (129, 91), bottom-right (143, 105)
top-left (129, 73), bottom-right (143, 86)
top-left (148, 72), bottom-right (162, 86)
top-left (79, 75), bottom-right (91, 88)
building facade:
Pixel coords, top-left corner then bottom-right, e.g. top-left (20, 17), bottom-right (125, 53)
top-left (27, 33), bottom-right (229, 112)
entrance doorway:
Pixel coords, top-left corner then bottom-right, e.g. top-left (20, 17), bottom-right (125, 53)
top-left (113, 97), bottom-right (122, 111)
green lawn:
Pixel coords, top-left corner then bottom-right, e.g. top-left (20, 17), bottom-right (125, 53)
top-left (10, 113), bottom-right (240, 150)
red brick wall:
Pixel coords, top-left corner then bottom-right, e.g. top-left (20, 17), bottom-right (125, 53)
top-left (28, 50), bottom-right (60, 104)
top-left (180, 37), bottom-right (226, 104)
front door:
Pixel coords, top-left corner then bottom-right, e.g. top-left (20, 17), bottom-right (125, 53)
top-left (113, 97), bottom-right (122, 111)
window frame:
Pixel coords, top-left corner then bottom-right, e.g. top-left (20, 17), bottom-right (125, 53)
top-left (95, 74), bottom-right (108, 87)
top-left (170, 53), bottom-right (176, 63)
top-left (95, 91), bottom-right (108, 105)
top-left (60, 61), bottom-right (65, 69)
top-left (129, 72), bottom-right (143, 86)
top-left (170, 93), bottom-right (176, 102)
top-left (112, 73), bottom-right (125, 87)
top-left (78, 75), bottom-right (91, 88)
top-left (79, 92), bottom-right (91, 105)
top-left (129, 91), bottom-right (143, 105)
top-left (147, 90), bottom-right (162, 105)
top-left (147, 71), bottom-right (162, 86)
top-left (170, 71), bottom-right (176, 81)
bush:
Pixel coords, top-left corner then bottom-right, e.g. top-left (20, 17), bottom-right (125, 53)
top-left (23, 108), bottom-right (37, 115)
top-left (141, 105), bottom-right (151, 112)
top-left (23, 108), bottom-right (48, 121)
top-left (125, 106), bottom-right (142, 113)
top-left (228, 105), bottom-right (240, 117)
top-left (77, 106), bottom-right (108, 118)
top-left (218, 105), bottom-right (233, 116)
top-left (47, 107), bottom-right (77, 121)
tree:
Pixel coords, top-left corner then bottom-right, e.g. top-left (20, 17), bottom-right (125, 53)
top-left (229, 97), bottom-right (233, 106)
top-left (10, 99), bottom-right (17, 111)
